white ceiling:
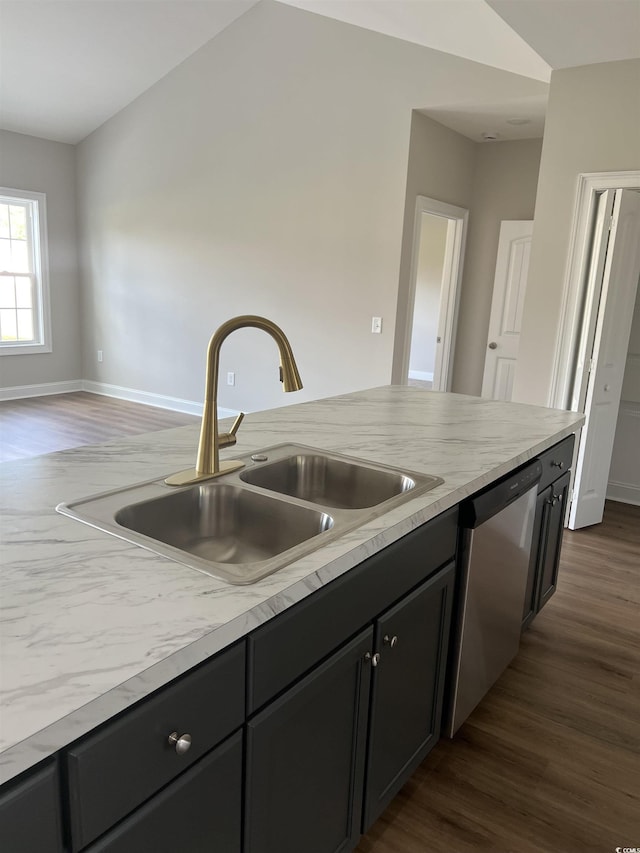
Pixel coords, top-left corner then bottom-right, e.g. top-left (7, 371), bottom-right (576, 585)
top-left (0, 0), bottom-right (638, 145)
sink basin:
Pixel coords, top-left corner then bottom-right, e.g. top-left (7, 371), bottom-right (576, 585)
top-left (116, 484), bottom-right (333, 566)
top-left (57, 443), bottom-right (443, 585)
top-left (240, 454), bottom-right (425, 509)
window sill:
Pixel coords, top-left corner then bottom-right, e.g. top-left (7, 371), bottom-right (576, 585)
top-left (0, 342), bottom-right (52, 356)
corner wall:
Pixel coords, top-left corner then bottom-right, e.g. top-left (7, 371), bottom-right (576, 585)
top-left (0, 130), bottom-right (81, 390)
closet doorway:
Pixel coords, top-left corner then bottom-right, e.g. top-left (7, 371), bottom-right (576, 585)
top-left (402, 196), bottom-right (468, 392)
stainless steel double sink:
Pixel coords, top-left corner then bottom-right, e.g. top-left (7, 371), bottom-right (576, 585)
top-left (57, 444), bottom-right (442, 585)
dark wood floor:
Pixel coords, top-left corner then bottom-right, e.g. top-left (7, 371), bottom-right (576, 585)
top-left (2, 393), bottom-right (638, 851)
top-left (0, 392), bottom-right (199, 462)
top-left (357, 500), bottom-right (640, 853)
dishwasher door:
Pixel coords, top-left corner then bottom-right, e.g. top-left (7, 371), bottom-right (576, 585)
top-left (446, 481), bottom-right (538, 737)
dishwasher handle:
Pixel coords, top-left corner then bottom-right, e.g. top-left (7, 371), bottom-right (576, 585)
top-left (460, 460), bottom-right (542, 529)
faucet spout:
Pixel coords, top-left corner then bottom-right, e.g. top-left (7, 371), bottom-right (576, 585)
top-left (165, 316), bottom-right (302, 486)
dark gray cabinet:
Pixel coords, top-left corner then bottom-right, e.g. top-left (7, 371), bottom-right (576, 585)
top-left (0, 761), bottom-right (63, 853)
top-left (523, 435), bottom-right (575, 629)
top-left (67, 641), bottom-right (245, 851)
top-left (86, 731), bottom-right (242, 853)
top-left (245, 562), bottom-right (456, 853)
top-left (537, 471), bottom-right (571, 609)
top-left (245, 630), bottom-right (374, 853)
top-left (363, 562), bottom-right (455, 830)
top-left (244, 508), bottom-right (458, 853)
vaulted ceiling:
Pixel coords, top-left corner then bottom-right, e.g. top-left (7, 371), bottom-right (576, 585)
top-left (1, 0), bottom-right (638, 144)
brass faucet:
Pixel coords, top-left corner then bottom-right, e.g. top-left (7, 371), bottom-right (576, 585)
top-left (165, 316), bottom-right (303, 486)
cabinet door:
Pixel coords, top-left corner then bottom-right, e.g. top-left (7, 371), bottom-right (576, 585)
top-left (87, 731), bottom-right (242, 853)
top-left (363, 563), bottom-right (455, 831)
top-left (522, 489), bottom-right (548, 630)
top-left (245, 628), bottom-right (374, 853)
top-left (538, 471), bottom-right (571, 609)
top-left (0, 761), bottom-right (63, 853)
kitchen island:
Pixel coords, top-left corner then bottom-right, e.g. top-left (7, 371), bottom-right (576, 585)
top-left (0, 386), bottom-right (583, 849)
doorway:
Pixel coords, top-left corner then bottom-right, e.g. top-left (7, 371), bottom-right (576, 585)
top-left (550, 173), bottom-right (640, 529)
top-left (400, 196), bottom-right (468, 392)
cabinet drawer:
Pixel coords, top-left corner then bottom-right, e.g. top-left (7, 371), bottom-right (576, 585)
top-left (0, 761), bottom-right (63, 853)
top-left (67, 641), bottom-right (245, 851)
top-left (247, 507), bottom-right (457, 713)
top-left (537, 435), bottom-right (575, 492)
top-left (86, 731), bottom-right (242, 853)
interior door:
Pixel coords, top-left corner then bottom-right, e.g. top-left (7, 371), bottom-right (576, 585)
top-left (570, 190), bottom-right (617, 412)
top-left (569, 189), bottom-right (640, 529)
top-left (432, 219), bottom-right (458, 391)
top-left (481, 221), bottom-right (533, 400)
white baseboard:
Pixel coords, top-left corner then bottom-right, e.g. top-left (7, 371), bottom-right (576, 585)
top-left (606, 481), bottom-right (640, 507)
top-left (0, 380), bottom-right (83, 401)
top-left (82, 380), bottom-right (204, 416)
top-left (82, 381), bottom-right (238, 420)
top-left (408, 369), bottom-right (434, 382)
top-left (0, 379), bottom-right (238, 420)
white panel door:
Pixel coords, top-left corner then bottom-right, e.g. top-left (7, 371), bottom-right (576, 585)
top-left (570, 189), bottom-right (640, 529)
top-left (481, 221), bottom-right (533, 401)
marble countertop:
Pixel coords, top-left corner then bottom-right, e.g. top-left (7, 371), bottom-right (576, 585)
top-left (0, 386), bottom-right (583, 784)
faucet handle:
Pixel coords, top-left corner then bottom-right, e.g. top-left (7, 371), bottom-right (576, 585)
top-left (218, 412), bottom-right (245, 449)
top-left (229, 412), bottom-right (244, 436)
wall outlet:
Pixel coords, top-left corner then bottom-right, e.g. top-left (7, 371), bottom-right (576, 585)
top-left (371, 317), bottom-right (383, 334)
top-left (227, 371), bottom-right (235, 386)
top-left (97, 350), bottom-right (103, 363)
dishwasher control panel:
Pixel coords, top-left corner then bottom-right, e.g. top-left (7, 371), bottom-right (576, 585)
top-left (460, 460), bottom-right (542, 529)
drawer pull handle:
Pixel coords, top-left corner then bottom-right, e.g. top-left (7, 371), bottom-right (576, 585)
top-left (383, 634), bottom-right (398, 648)
top-left (365, 652), bottom-right (381, 667)
top-left (168, 732), bottom-right (192, 756)
top-left (551, 461), bottom-right (564, 469)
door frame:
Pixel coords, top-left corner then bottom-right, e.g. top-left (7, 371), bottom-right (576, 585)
top-left (398, 196), bottom-right (468, 391)
top-left (548, 171), bottom-right (640, 410)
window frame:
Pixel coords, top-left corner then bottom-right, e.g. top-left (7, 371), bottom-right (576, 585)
top-left (0, 187), bottom-right (52, 356)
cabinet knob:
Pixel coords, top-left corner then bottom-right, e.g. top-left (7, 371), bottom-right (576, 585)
top-left (488, 342), bottom-right (498, 350)
top-left (365, 651), bottom-right (381, 667)
top-left (168, 731), bottom-right (192, 755)
top-left (383, 634), bottom-right (398, 648)
top-left (551, 460), bottom-right (564, 469)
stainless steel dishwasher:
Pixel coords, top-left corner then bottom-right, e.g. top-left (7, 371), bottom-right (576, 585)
top-left (446, 459), bottom-right (542, 736)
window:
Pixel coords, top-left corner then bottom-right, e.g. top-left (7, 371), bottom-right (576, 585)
top-left (0, 188), bottom-right (51, 355)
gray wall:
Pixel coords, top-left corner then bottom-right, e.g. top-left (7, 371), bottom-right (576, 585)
top-left (453, 138), bottom-right (543, 395)
top-left (391, 111), bottom-right (477, 383)
top-left (514, 59), bottom-right (640, 406)
top-left (76, 0), bottom-right (546, 413)
top-left (0, 130), bottom-right (81, 389)
top-left (392, 112), bottom-right (542, 396)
